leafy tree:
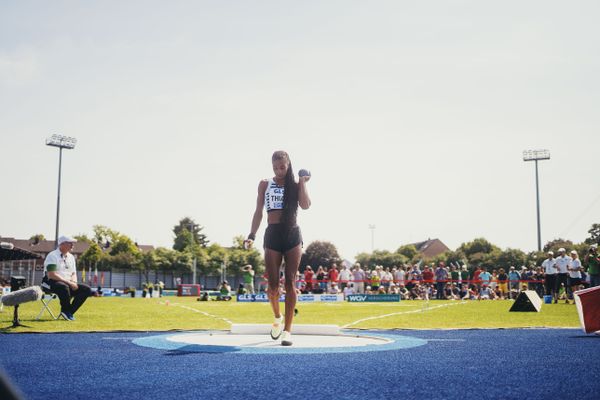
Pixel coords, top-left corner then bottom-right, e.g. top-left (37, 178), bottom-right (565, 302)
top-left (457, 238), bottom-right (501, 268)
top-left (495, 248), bottom-right (528, 269)
top-left (173, 217), bottom-right (209, 250)
top-left (138, 250), bottom-right (159, 283)
top-left (426, 252), bottom-right (448, 267)
top-left (458, 238), bottom-right (498, 257)
top-left (29, 234), bottom-right (45, 244)
top-left (109, 235), bottom-right (140, 256)
top-left (444, 250), bottom-right (466, 267)
top-left (301, 241), bottom-right (341, 269)
top-left (153, 247), bottom-right (179, 272)
top-left (79, 242), bottom-right (104, 269)
top-left (150, 247), bottom-right (194, 276)
top-left (423, 250), bottom-right (466, 268)
top-left (354, 252), bottom-right (371, 269)
top-left (353, 250), bottom-right (406, 269)
top-left (473, 250), bottom-right (502, 269)
top-left (173, 228), bottom-right (195, 252)
top-left (369, 250), bottom-right (407, 268)
top-left (108, 235), bottom-right (141, 270)
top-left (584, 223), bottom-right (600, 246)
top-left (205, 243), bottom-right (228, 277)
top-left (73, 234), bottom-right (92, 244)
top-left (543, 238), bottom-right (574, 254)
top-left (396, 244), bottom-right (418, 261)
top-left (172, 251), bottom-right (194, 274)
top-left (107, 252), bottom-right (141, 270)
top-left (526, 250), bottom-right (546, 267)
top-left (227, 236), bottom-right (263, 275)
top-left (92, 225), bottom-right (120, 248)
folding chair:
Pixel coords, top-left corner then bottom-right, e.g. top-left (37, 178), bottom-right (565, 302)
top-left (35, 281), bottom-right (60, 320)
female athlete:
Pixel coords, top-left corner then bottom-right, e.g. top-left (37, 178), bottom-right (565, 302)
top-left (245, 150), bottom-right (311, 346)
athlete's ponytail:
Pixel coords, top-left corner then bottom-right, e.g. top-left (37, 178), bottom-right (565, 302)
top-left (272, 151), bottom-right (298, 232)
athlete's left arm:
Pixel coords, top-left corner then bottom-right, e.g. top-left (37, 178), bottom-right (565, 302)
top-left (298, 177), bottom-right (311, 210)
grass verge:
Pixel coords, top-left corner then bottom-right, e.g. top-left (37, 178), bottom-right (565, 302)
top-left (0, 297), bottom-right (581, 333)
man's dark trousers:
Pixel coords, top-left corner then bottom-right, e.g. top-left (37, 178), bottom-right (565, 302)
top-left (48, 280), bottom-right (92, 314)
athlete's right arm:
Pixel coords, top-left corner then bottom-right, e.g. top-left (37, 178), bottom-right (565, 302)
top-left (246, 180), bottom-right (267, 248)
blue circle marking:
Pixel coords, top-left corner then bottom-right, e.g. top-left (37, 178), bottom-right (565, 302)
top-left (132, 330), bottom-right (427, 354)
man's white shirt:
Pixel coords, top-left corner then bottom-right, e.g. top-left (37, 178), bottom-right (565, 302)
top-left (555, 255), bottom-right (572, 274)
top-left (568, 258), bottom-right (582, 278)
top-left (542, 258), bottom-right (557, 275)
top-left (44, 249), bottom-right (76, 280)
top-left (339, 269), bottom-right (352, 282)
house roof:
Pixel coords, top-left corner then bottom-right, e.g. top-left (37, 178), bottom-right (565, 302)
top-left (0, 237), bottom-right (154, 259)
top-left (0, 237), bottom-right (90, 257)
top-left (0, 242), bottom-right (42, 261)
top-left (410, 238), bottom-right (450, 259)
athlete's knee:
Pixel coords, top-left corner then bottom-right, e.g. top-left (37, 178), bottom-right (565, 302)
top-left (267, 284), bottom-right (280, 296)
top-left (284, 280), bottom-right (296, 291)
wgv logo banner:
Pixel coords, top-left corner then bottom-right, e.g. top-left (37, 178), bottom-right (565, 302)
top-left (347, 294), bottom-right (400, 302)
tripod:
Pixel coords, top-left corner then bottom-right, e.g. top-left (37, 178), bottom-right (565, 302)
top-left (7, 305), bottom-right (30, 329)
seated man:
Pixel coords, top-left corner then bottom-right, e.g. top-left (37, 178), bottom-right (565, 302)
top-left (398, 284), bottom-right (410, 300)
top-left (217, 281), bottom-right (232, 301)
top-left (479, 285), bottom-right (491, 300)
top-left (343, 283), bottom-right (355, 298)
top-left (43, 236), bottom-right (91, 321)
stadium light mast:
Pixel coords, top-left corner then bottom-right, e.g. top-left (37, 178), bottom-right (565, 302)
top-left (46, 134), bottom-right (77, 248)
top-left (187, 222), bottom-right (197, 285)
top-left (523, 149), bottom-right (550, 252)
top-left (368, 224), bottom-right (376, 252)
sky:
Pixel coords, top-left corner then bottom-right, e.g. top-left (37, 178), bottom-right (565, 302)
top-left (1, 1), bottom-right (599, 260)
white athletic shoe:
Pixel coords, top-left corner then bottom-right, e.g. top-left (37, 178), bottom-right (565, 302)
top-left (281, 331), bottom-right (292, 346)
top-left (270, 316), bottom-right (283, 340)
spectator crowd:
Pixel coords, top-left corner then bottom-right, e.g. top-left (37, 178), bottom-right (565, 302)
top-left (282, 244), bottom-right (600, 302)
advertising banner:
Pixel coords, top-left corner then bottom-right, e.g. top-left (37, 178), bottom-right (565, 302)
top-left (346, 294), bottom-right (400, 302)
top-left (237, 293), bottom-right (285, 302)
top-left (319, 294), bottom-right (344, 302)
top-left (237, 293), bottom-right (344, 302)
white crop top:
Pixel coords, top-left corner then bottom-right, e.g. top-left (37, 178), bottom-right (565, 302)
top-left (264, 179), bottom-right (284, 212)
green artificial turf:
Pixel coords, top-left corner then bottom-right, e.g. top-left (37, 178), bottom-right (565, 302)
top-left (0, 297), bottom-right (581, 333)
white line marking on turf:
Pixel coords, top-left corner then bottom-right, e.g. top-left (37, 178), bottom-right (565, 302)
top-left (342, 301), bottom-right (467, 328)
top-left (162, 302), bottom-right (233, 325)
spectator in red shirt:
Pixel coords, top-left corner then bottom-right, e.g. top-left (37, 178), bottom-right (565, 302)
top-left (303, 266), bottom-right (314, 293)
top-left (258, 271), bottom-right (269, 293)
top-left (328, 264), bottom-right (339, 291)
top-left (471, 266), bottom-right (482, 291)
top-left (420, 266), bottom-right (432, 296)
top-left (422, 266), bottom-right (434, 283)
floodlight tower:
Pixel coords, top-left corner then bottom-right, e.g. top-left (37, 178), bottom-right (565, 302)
top-left (46, 134), bottom-right (77, 247)
top-left (523, 149), bottom-right (550, 252)
top-left (368, 224), bottom-right (376, 252)
top-left (188, 222), bottom-right (197, 285)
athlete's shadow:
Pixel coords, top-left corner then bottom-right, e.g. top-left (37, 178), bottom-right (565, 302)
top-left (163, 344), bottom-right (241, 355)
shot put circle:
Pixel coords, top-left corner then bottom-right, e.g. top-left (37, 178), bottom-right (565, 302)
top-left (132, 330), bottom-right (427, 354)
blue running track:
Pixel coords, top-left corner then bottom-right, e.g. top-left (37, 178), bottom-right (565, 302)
top-left (1, 329), bottom-right (599, 400)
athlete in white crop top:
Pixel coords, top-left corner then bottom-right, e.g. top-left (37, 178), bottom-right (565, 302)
top-left (264, 178), bottom-right (285, 212)
top-left (245, 151), bottom-right (311, 346)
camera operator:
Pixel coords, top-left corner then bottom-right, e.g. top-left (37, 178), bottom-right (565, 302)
top-left (584, 245), bottom-right (600, 287)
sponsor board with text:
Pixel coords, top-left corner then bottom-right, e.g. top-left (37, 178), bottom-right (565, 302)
top-left (346, 294), bottom-right (400, 302)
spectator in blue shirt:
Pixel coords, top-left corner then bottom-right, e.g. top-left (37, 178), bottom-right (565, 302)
top-left (479, 267), bottom-right (492, 287)
top-left (435, 263), bottom-right (449, 300)
top-left (508, 267), bottom-right (521, 299)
